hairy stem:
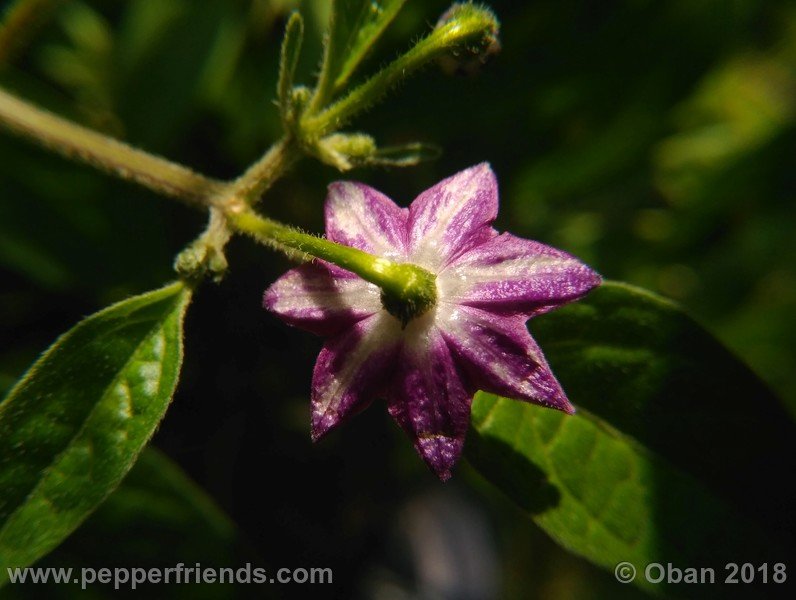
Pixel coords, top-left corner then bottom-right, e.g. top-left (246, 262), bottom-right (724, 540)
top-left (223, 137), bottom-right (301, 206)
top-left (227, 206), bottom-right (437, 313)
top-left (0, 87), bottom-right (226, 206)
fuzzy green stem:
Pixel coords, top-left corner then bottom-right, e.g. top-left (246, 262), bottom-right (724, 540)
top-left (228, 207), bottom-right (437, 321)
top-left (222, 137), bottom-right (302, 206)
top-left (0, 87), bottom-right (225, 206)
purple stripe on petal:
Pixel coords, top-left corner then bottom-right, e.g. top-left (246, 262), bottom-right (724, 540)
top-left (438, 305), bottom-right (574, 413)
top-left (407, 163), bottom-right (498, 270)
top-left (264, 263), bottom-right (381, 336)
top-left (312, 312), bottom-right (402, 441)
top-left (439, 233), bottom-right (601, 316)
top-left (325, 181), bottom-right (409, 259)
top-left (387, 328), bottom-right (472, 480)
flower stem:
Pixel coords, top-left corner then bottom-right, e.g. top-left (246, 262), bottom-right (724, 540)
top-left (227, 206), bottom-right (436, 317)
top-left (0, 84), bottom-right (417, 297)
top-left (0, 87), bottom-right (226, 206)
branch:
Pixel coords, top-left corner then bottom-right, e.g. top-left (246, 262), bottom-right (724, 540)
top-left (224, 137), bottom-right (301, 206)
top-left (0, 87), bottom-right (225, 207)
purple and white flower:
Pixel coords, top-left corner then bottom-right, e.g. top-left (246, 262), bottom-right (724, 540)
top-left (264, 163), bottom-right (601, 480)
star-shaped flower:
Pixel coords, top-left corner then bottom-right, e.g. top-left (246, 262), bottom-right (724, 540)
top-left (265, 164), bottom-right (601, 479)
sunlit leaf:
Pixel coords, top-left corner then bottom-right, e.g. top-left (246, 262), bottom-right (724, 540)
top-left (0, 282), bottom-right (192, 580)
top-left (467, 282), bottom-right (796, 595)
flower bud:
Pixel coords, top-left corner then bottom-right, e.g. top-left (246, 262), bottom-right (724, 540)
top-left (436, 4), bottom-right (501, 76)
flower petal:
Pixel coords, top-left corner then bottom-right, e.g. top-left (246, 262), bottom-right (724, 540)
top-left (325, 181), bottom-right (408, 259)
top-left (311, 312), bottom-right (402, 440)
top-left (438, 305), bottom-right (574, 413)
top-left (387, 326), bottom-right (472, 480)
top-left (264, 262), bottom-right (381, 336)
top-left (439, 232), bottom-right (601, 316)
top-left (407, 163), bottom-right (498, 270)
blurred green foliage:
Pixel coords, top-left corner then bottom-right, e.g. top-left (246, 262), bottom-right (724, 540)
top-left (1, 0), bottom-right (795, 598)
top-left (1, 449), bottom-right (244, 600)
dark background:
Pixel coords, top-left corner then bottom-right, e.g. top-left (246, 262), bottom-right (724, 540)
top-left (1, 0), bottom-right (794, 598)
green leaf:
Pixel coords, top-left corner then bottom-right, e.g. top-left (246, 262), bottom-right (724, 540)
top-left (277, 11), bottom-right (304, 117)
top-left (467, 281), bottom-right (796, 594)
top-left (0, 282), bottom-right (192, 579)
top-left (316, 0), bottom-right (406, 103)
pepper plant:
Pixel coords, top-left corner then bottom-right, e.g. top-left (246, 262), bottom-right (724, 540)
top-left (0, 0), bottom-right (794, 596)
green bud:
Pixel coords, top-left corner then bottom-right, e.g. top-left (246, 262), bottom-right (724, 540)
top-left (283, 85), bottom-right (312, 130)
top-left (174, 240), bottom-right (228, 284)
top-left (313, 132), bottom-right (377, 171)
top-left (435, 3), bottom-right (500, 42)
top-left (174, 244), bottom-right (207, 282)
top-left (435, 3), bottom-right (501, 76)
